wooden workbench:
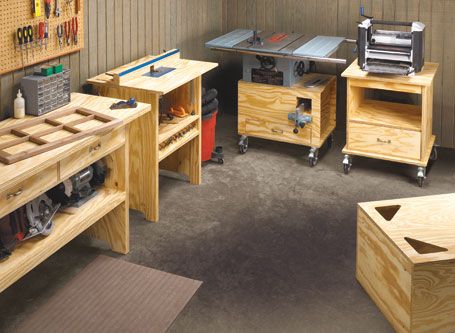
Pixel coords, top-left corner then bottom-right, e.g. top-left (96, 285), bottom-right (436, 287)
top-left (87, 50), bottom-right (218, 222)
top-left (342, 61), bottom-right (439, 186)
top-left (0, 93), bottom-right (151, 292)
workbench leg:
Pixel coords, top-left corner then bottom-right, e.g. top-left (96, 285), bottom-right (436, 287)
top-left (188, 136), bottom-right (201, 185)
top-left (129, 103), bottom-right (159, 222)
top-left (89, 202), bottom-right (130, 254)
top-left (86, 137), bottom-right (130, 253)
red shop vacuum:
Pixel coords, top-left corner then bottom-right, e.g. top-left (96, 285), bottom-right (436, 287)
top-left (201, 88), bottom-right (223, 164)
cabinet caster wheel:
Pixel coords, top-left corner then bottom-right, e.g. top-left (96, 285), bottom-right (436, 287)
top-left (430, 146), bottom-right (438, 161)
top-left (238, 136), bottom-right (249, 154)
top-left (218, 158), bottom-right (225, 164)
top-left (327, 134), bottom-right (334, 149)
top-left (417, 167), bottom-right (426, 188)
top-left (343, 155), bottom-right (352, 175)
top-left (309, 157), bottom-right (317, 167)
top-left (308, 148), bottom-right (319, 167)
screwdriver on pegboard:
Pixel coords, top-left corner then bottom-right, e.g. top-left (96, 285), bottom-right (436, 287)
top-left (28, 25), bottom-right (34, 60)
top-left (45, 0), bottom-right (52, 19)
top-left (38, 22), bottom-right (45, 49)
top-left (72, 17), bottom-right (78, 45)
top-left (16, 28), bottom-right (25, 68)
top-left (23, 26), bottom-right (29, 63)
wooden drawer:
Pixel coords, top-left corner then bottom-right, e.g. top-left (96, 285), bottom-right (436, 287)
top-left (59, 128), bottom-right (125, 180)
top-left (348, 122), bottom-right (421, 160)
top-left (0, 164), bottom-right (58, 218)
top-left (245, 119), bottom-right (311, 145)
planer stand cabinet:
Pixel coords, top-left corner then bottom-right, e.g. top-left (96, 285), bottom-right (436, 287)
top-left (237, 74), bottom-right (337, 167)
top-left (341, 60), bottom-right (439, 187)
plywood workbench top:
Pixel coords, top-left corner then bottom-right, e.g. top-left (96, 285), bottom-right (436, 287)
top-left (87, 50), bottom-right (218, 95)
top-left (0, 93), bottom-right (151, 192)
top-left (342, 60), bottom-right (439, 87)
top-left (359, 193), bottom-right (455, 265)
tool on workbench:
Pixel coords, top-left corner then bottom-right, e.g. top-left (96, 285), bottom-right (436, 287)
top-left (72, 17), bottom-right (78, 44)
top-left (44, 21), bottom-right (49, 49)
top-left (75, 0), bottom-right (80, 13)
top-left (55, 0), bottom-right (61, 17)
top-left (45, 0), bottom-right (51, 19)
top-left (47, 161), bottom-right (107, 208)
top-left (65, 20), bottom-right (71, 46)
top-left (32, 0), bottom-right (41, 17)
top-left (110, 98), bottom-right (138, 110)
top-left (16, 27), bottom-right (25, 68)
top-left (57, 24), bottom-right (63, 48)
top-left (38, 22), bottom-right (44, 49)
top-left (27, 25), bottom-right (34, 60)
top-left (357, 18), bottom-right (425, 75)
top-left (23, 194), bottom-right (60, 241)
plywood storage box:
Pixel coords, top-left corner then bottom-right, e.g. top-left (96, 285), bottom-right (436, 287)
top-left (357, 193), bottom-right (455, 333)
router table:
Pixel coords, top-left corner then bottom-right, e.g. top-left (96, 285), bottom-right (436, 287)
top-left (207, 30), bottom-right (348, 166)
top-left (88, 50), bottom-right (218, 222)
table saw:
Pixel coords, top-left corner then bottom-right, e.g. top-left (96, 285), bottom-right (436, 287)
top-left (206, 30), bottom-right (347, 166)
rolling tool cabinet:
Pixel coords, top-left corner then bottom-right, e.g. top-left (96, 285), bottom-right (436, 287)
top-left (87, 50), bottom-right (218, 222)
top-left (237, 74), bottom-right (337, 166)
top-left (341, 60), bottom-right (439, 187)
top-left (0, 93), bottom-right (151, 293)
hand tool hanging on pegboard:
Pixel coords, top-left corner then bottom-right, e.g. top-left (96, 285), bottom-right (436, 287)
top-left (45, 0), bottom-right (51, 19)
top-left (55, 0), bottom-right (61, 17)
top-left (27, 25), bottom-right (34, 60)
top-left (44, 21), bottom-right (49, 49)
top-left (57, 24), bottom-right (63, 48)
top-left (72, 17), bottom-right (78, 45)
top-left (65, 20), bottom-right (71, 46)
top-left (38, 22), bottom-right (45, 49)
top-left (16, 27), bottom-right (25, 68)
top-left (23, 26), bottom-right (29, 63)
top-left (32, 0), bottom-right (41, 17)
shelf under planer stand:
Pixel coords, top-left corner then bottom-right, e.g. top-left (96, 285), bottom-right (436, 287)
top-left (87, 50), bottom-right (218, 222)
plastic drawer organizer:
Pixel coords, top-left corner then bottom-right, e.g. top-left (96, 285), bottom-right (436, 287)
top-left (21, 69), bottom-right (71, 116)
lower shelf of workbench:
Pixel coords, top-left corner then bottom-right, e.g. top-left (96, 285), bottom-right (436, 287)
top-left (0, 187), bottom-right (126, 293)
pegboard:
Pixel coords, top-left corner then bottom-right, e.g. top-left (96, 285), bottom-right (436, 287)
top-left (0, 0), bottom-right (84, 75)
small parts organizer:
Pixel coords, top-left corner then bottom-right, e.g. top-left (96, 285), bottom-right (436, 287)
top-left (0, 0), bottom-right (84, 75)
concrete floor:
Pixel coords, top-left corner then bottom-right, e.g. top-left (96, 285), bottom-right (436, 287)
top-left (1, 113), bottom-right (454, 333)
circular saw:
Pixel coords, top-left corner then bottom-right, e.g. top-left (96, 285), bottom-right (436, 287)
top-left (24, 194), bottom-right (60, 240)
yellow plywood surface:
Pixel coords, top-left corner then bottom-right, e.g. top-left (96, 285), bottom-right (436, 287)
top-left (350, 100), bottom-right (422, 132)
top-left (0, 93), bottom-right (150, 193)
top-left (358, 193), bottom-right (455, 264)
top-left (342, 60), bottom-right (439, 87)
top-left (87, 50), bottom-right (218, 95)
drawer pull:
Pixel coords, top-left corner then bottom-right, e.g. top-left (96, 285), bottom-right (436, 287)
top-left (377, 138), bottom-right (392, 144)
top-left (89, 144), bottom-right (102, 153)
top-left (271, 128), bottom-right (283, 134)
top-left (7, 189), bottom-right (23, 199)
